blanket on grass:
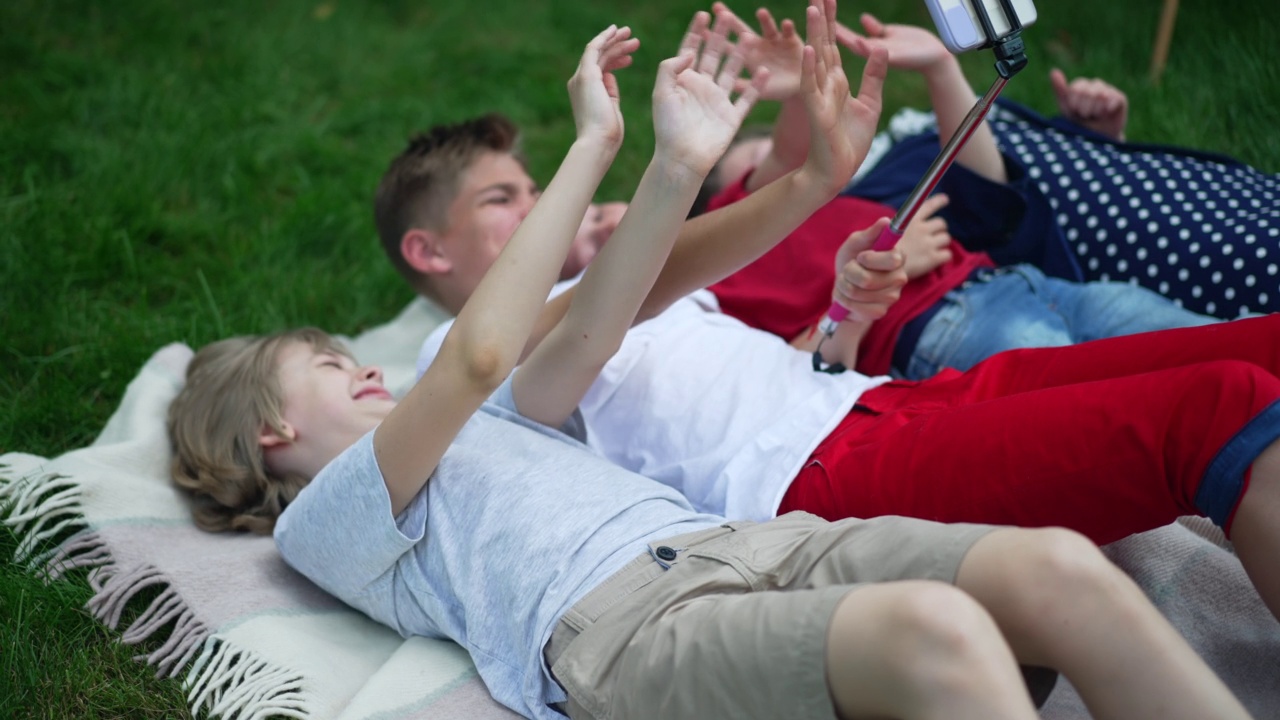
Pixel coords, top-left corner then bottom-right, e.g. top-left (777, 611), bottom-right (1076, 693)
top-left (3, 297), bottom-right (1279, 719)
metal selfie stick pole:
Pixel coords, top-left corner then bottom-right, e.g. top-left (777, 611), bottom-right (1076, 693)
top-left (817, 1), bottom-right (1029, 338)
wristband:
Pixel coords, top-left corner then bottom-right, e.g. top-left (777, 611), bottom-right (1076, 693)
top-left (811, 334), bottom-right (847, 374)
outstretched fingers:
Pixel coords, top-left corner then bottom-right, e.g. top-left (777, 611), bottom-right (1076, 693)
top-left (598, 27), bottom-right (639, 71)
top-left (858, 11), bottom-right (886, 39)
top-left (853, 45), bottom-right (888, 113)
top-left (806, 3), bottom-right (828, 82)
top-left (822, 0), bottom-right (842, 75)
top-left (833, 19), bottom-right (870, 57)
top-left (655, 45), bottom-right (696, 100)
top-left (710, 1), bottom-right (754, 38)
top-left (756, 7), bottom-right (782, 38)
top-left (679, 11), bottom-right (711, 57)
top-left (577, 25), bottom-right (617, 75)
top-left (717, 40), bottom-right (745, 93)
top-left (698, 11), bottom-right (731, 75)
top-left (731, 64), bottom-right (769, 120)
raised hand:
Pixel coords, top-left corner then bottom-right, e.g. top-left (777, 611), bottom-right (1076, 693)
top-left (1050, 68), bottom-right (1129, 141)
top-left (711, 1), bottom-right (805, 101)
top-left (898, 193), bottom-right (954, 279)
top-left (798, 0), bottom-right (889, 197)
top-left (567, 25), bottom-right (641, 152)
top-left (834, 13), bottom-right (951, 73)
top-left (651, 11), bottom-right (769, 178)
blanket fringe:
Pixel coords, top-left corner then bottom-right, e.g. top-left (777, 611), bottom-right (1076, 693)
top-left (187, 639), bottom-right (308, 720)
top-left (2, 468), bottom-right (312, 719)
top-left (1, 472), bottom-right (84, 570)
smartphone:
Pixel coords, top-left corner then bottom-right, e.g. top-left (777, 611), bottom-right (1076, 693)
top-left (924, 0), bottom-right (1038, 53)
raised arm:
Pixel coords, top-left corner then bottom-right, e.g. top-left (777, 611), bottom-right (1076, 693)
top-left (374, 26), bottom-right (638, 514)
top-left (836, 14), bottom-right (1006, 183)
top-left (712, 2), bottom-right (810, 192)
top-left (641, 0), bottom-right (889, 320)
top-left (514, 11), bottom-right (765, 428)
top-left (520, 0), bottom-right (888, 360)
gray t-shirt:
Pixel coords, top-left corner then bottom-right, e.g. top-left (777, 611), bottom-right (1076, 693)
top-left (274, 380), bottom-right (723, 719)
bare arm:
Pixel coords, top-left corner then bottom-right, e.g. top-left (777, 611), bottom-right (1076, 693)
top-left (514, 12), bottom-right (765, 427)
top-left (652, 0), bottom-right (892, 322)
top-left (712, 3), bottom-right (810, 192)
top-left (515, 0), bottom-right (891, 365)
top-left (837, 14), bottom-right (1006, 183)
top-left (374, 27), bottom-right (637, 515)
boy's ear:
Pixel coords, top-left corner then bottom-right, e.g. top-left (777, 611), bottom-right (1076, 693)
top-left (401, 228), bottom-right (451, 275)
top-left (258, 422), bottom-right (297, 449)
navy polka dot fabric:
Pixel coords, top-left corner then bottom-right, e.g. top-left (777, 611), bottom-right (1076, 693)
top-left (988, 103), bottom-right (1279, 318)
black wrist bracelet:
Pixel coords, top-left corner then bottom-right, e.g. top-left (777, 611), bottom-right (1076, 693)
top-left (811, 335), bottom-right (847, 374)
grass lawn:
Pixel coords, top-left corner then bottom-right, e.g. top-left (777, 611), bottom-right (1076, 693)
top-left (2, 0), bottom-right (1277, 716)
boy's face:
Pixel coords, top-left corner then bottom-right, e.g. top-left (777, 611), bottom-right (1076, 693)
top-left (716, 136), bottom-right (774, 190)
top-left (431, 152), bottom-right (626, 292)
top-left (263, 342), bottom-right (396, 479)
top-left (435, 152), bottom-right (543, 297)
top-left (562, 201), bottom-right (627, 279)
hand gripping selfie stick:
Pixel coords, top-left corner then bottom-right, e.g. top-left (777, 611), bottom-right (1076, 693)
top-left (816, 1), bottom-right (1030, 339)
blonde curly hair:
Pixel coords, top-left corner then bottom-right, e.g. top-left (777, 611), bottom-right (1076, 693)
top-left (166, 327), bottom-right (351, 534)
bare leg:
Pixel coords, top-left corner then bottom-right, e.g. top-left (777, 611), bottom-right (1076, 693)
top-left (1232, 437), bottom-right (1280, 623)
top-left (824, 581), bottom-right (1038, 720)
top-left (956, 527), bottom-right (1252, 720)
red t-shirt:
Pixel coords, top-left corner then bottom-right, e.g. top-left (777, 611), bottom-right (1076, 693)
top-left (706, 173), bottom-right (994, 376)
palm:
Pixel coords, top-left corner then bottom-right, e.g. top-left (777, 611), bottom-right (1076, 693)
top-left (573, 78), bottom-right (624, 145)
top-left (651, 11), bottom-right (765, 176)
top-left (786, 0), bottom-right (888, 195)
top-left (567, 26), bottom-right (638, 149)
top-left (836, 17), bottom-right (949, 73)
top-left (739, 28), bottom-right (803, 100)
top-left (712, 4), bottom-right (803, 100)
top-left (653, 70), bottom-right (741, 173)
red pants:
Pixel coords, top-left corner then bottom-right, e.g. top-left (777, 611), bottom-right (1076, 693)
top-left (778, 315), bottom-right (1280, 544)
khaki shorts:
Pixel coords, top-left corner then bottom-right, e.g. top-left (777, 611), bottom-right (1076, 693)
top-left (544, 511), bottom-right (1049, 720)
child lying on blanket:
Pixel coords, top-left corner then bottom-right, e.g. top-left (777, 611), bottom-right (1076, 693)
top-left (166, 7), bottom-right (1256, 719)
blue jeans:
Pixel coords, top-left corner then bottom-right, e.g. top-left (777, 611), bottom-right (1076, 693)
top-left (901, 265), bottom-right (1217, 380)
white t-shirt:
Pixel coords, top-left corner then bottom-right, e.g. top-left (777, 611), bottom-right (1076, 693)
top-left (418, 289), bottom-right (888, 521)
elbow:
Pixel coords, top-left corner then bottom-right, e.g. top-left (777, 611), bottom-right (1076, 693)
top-left (437, 333), bottom-right (512, 394)
top-left (460, 342), bottom-right (509, 392)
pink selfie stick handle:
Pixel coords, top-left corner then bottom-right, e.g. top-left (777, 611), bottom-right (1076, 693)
top-left (817, 224), bottom-right (903, 334)
top-left (871, 223), bottom-right (903, 252)
top-left (815, 36), bottom-right (1023, 342)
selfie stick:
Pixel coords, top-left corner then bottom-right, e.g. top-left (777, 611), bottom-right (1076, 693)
top-left (817, 3), bottom-right (1029, 338)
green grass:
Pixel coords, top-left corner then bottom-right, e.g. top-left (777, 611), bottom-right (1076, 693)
top-left (2, 0), bottom-right (1277, 716)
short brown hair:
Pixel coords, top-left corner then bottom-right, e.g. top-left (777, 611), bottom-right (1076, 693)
top-left (166, 327), bottom-right (352, 535)
top-left (373, 113), bottom-right (524, 297)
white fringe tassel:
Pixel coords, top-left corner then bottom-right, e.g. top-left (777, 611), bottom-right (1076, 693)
top-left (2, 469), bottom-right (311, 719)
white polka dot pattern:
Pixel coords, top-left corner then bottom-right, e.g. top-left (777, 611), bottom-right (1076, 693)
top-left (989, 106), bottom-right (1280, 318)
